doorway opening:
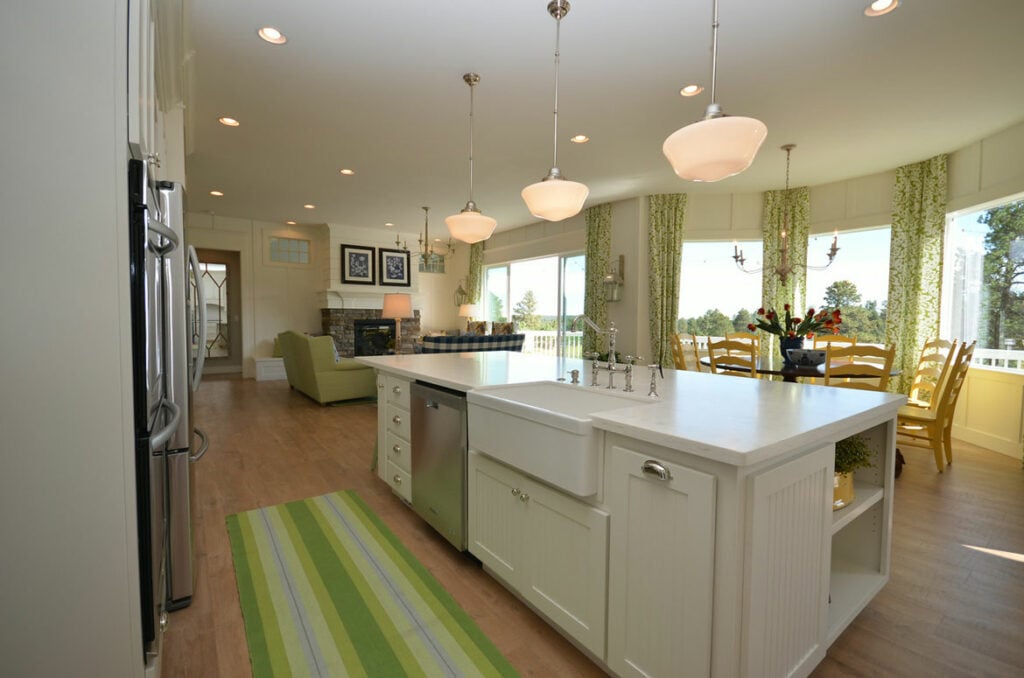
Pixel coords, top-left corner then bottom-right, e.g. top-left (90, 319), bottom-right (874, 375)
top-left (195, 249), bottom-right (242, 374)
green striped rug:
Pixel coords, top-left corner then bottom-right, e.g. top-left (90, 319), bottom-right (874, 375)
top-left (227, 490), bottom-right (518, 677)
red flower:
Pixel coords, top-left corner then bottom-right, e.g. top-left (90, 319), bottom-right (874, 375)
top-left (807, 332), bottom-right (816, 339)
top-left (747, 323), bottom-right (756, 331)
top-left (832, 309), bottom-right (841, 320)
top-left (756, 307), bottom-right (765, 315)
top-left (784, 303), bottom-right (791, 311)
top-left (791, 317), bottom-right (802, 325)
top-left (807, 308), bottom-right (815, 316)
top-left (766, 311), bottom-right (776, 320)
top-left (787, 331), bottom-right (796, 338)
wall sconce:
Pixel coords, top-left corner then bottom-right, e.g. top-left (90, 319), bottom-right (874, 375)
top-left (603, 254), bottom-right (624, 302)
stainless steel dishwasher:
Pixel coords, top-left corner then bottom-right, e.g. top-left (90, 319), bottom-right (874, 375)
top-left (410, 381), bottom-right (468, 550)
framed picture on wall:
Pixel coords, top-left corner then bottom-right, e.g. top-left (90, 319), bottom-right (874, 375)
top-left (378, 248), bottom-right (411, 287)
top-left (341, 244), bottom-right (375, 285)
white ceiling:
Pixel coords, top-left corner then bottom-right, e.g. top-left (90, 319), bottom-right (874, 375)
top-left (183, 0), bottom-right (1024, 234)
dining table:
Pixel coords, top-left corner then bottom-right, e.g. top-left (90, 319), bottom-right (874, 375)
top-left (699, 356), bottom-right (901, 384)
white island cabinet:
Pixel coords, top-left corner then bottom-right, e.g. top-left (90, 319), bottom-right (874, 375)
top-left (356, 353), bottom-right (904, 678)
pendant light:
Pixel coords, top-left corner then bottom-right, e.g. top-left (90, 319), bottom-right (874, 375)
top-left (663, 0), bottom-right (767, 182)
top-left (521, 0), bottom-right (589, 222)
top-left (446, 73), bottom-right (497, 244)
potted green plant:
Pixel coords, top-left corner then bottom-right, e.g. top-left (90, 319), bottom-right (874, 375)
top-left (833, 434), bottom-right (874, 510)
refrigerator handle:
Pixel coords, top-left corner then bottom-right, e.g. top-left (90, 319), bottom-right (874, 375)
top-left (190, 427), bottom-right (209, 463)
top-left (188, 245), bottom-right (207, 391)
top-left (150, 398), bottom-right (182, 452)
top-left (147, 211), bottom-right (179, 256)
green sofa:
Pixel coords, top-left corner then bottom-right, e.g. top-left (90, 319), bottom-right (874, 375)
top-left (277, 331), bottom-right (376, 405)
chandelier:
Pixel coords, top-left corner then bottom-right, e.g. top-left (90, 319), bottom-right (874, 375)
top-left (395, 206), bottom-right (455, 274)
top-left (733, 144), bottom-right (839, 284)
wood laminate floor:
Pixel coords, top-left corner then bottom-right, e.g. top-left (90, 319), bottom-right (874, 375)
top-left (163, 375), bottom-right (1024, 677)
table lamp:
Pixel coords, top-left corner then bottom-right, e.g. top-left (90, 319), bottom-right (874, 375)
top-left (458, 303), bottom-right (479, 321)
top-left (381, 293), bottom-right (412, 354)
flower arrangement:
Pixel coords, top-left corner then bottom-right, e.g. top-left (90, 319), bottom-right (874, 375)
top-left (747, 303), bottom-right (843, 339)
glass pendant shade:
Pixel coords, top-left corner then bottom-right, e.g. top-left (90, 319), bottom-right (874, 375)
top-left (663, 114), bottom-right (768, 182)
top-left (521, 176), bottom-right (589, 222)
top-left (445, 208), bottom-right (497, 244)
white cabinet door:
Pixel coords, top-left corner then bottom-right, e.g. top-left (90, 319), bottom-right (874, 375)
top-left (607, 445), bottom-right (717, 678)
top-left (522, 478), bottom-right (608, 659)
top-left (127, 0), bottom-right (156, 159)
top-left (468, 451), bottom-right (523, 585)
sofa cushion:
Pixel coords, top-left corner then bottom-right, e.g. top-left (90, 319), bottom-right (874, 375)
top-left (421, 334), bottom-right (525, 353)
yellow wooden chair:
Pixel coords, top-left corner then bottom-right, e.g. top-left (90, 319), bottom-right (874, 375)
top-left (707, 337), bottom-right (758, 378)
top-left (669, 333), bottom-right (688, 370)
top-left (822, 343), bottom-right (896, 391)
top-left (812, 334), bottom-right (857, 350)
top-left (897, 341), bottom-right (975, 472)
top-left (906, 338), bottom-right (958, 407)
top-left (725, 331), bottom-right (760, 356)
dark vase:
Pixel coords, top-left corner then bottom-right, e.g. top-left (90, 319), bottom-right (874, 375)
top-left (780, 336), bottom-right (804, 368)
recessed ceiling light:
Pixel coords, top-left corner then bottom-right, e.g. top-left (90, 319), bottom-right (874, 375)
top-left (570, 134), bottom-right (590, 144)
top-left (303, 204), bottom-right (315, 209)
top-left (285, 220), bottom-right (296, 225)
top-left (209, 190), bottom-right (224, 197)
top-left (864, 0), bottom-right (898, 17)
top-left (339, 168), bottom-right (355, 175)
top-left (257, 27), bottom-right (287, 44)
top-left (218, 116), bottom-right (240, 127)
top-left (384, 222), bottom-right (394, 227)
top-left (680, 84), bottom-right (704, 97)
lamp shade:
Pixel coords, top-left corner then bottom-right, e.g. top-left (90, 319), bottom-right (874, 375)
top-left (521, 177), bottom-right (589, 222)
top-left (662, 115), bottom-right (768, 182)
top-left (458, 303), bottom-right (479, 318)
top-left (445, 210), bottom-right (497, 244)
top-left (380, 293), bottom-right (412, 320)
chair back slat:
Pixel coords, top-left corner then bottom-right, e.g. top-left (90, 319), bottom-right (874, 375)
top-left (813, 334), bottom-right (857, 349)
top-left (908, 338), bottom-right (958, 406)
top-left (725, 331), bottom-right (760, 355)
top-left (669, 333), bottom-right (688, 370)
top-left (689, 334), bottom-right (704, 372)
top-left (823, 344), bottom-right (896, 391)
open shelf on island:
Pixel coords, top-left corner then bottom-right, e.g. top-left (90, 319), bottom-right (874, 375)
top-left (827, 558), bottom-right (887, 643)
top-left (831, 483), bottom-right (884, 534)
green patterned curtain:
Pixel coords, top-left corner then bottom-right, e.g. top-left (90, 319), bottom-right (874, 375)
top-left (761, 186), bottom-right (809, 363)
top-left (466, 242), bottom-right (484, 304)
top-left (648, 194), bottom-right (687, 367)
top-left (885, 154), bottom-right (948, 394)
top-left (583, 204), bottom-right (612, 354)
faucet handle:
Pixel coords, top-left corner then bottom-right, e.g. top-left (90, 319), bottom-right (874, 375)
top-left (623, 355), bottom-right (643, 366)
top-left (583, 351), bottom-right (601, 361)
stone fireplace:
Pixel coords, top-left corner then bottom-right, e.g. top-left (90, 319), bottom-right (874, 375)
top-left (321, 308), bottom-right (420, 357)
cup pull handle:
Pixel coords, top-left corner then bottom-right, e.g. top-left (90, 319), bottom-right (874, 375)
top-left (641, 460), bottom-right (672, 481)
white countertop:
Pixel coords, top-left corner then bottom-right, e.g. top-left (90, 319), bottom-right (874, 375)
top-left (357, 352), bottom-right (905, 467)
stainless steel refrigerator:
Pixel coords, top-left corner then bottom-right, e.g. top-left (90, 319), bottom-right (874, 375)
top-left (157, 179), bottom-right (208, 611)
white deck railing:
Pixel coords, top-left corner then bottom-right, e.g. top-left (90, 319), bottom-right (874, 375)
top-left (973, 348), bottom-right (1024, 371)
top-left (522, 330), bottom-right (584, 358)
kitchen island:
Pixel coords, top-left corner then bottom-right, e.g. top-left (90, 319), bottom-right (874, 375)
top-left (356, 351), bottom-right (905, 678)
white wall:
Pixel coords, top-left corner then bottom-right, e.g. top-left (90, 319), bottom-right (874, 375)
top-left (0, 2), bottom-right (143, 675)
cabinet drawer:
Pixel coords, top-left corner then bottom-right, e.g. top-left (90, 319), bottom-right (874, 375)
top-left (386, 377), bottom-right (411, 409)
top-left (385, 429), bottom-right (411, 473)
top-left (386, 404), bottom-right (411, 441)
top-left (387, 461), bottom-right (412, 502)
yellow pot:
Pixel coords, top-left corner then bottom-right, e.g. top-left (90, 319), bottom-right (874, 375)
top-left (833, 472), bottom-right (855, 511)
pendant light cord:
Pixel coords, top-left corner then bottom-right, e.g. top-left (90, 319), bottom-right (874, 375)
top-left (468, 78), bottom-right (476, 203)
top-left (709, 0), bottom-right (719, 105)
top-left (551, 11), bottom-right (562, 169)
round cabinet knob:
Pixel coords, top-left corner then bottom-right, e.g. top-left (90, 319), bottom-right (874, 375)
top-left (393, 475), bottom-right (402, 485)
top-left (392, 386), bottom-right (402, 394)
top-left (392, 415), bottom-right (402, 425)
top-left (519, 493), bottom-right (530, 503)
top-left (392, 444), bottom-right (401, 455)
top-left (511, 488), bottom-right (521, 497)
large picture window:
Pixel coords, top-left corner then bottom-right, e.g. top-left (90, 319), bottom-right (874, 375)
top-left (483, 253), bottom-right (585, 357)
top-left (942, 194), bottom-right (1024, 370)
top-left (678, 240), bottom-right (763, 337)
top-left (805, 226), bottom-right (891, 344)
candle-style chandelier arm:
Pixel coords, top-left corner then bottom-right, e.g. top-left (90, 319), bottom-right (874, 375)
top-left (397, 206), bottom-right (455, 259)
top-left (731, 144), bottom-right (840, 285)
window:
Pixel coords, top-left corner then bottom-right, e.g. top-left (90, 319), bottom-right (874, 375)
top-left (678, 240), bottom-right (763, 337)
top-left (482, 253), bottom-right (585, 357)
top-left (941, 195), bottom-right (1024, 370)
top-left (268, 236), bottom-right (309, 264)
top-left (805, 226), bottom-right (891, 344)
